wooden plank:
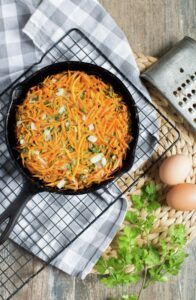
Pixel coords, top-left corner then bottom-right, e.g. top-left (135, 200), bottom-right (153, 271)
top-left (47, 267), bottom-right (75, 300)
top-left (12, 265), bottom-right (76, 300)
top-left (99, 0), bottom-right (196, 56)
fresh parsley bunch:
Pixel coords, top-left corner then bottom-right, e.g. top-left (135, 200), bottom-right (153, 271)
top-left (95, 183), bottom-right (187, 300)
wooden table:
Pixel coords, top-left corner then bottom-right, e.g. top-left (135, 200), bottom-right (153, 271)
top-left (13, 1), bottom-right (196, 299)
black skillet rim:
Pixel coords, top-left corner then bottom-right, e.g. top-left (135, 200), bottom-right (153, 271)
top-left (6, 61), bottom-right (139, 195)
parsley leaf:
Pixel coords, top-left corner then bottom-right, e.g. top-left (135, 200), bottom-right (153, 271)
top-left (131, 182), bottom-right (160, 212)
top-left (169, 224), bottom-right (187, 246)
top-left (142, 182), bottom-right (157, 199)
top-left (125, 211), bottom-right (138, 224)
top-left (131, 195), bottom-right (144, 210)
top-left (144, 246), bottom-right (160, 266)
top-left (95, 257), bottom-right (107, 274)
top-left (147, 201), bottom-right (160, 212)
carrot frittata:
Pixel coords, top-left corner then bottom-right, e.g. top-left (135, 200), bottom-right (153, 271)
top-left (15, 71), bottom-right (131, 190)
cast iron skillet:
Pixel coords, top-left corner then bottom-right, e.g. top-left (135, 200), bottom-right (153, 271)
top-left (0, 62), bottom-right (139, 244)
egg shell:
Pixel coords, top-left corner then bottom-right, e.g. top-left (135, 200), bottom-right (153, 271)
top-left (166, 183), bottom-right (196, 211)
top-left (159, 154), bottom-right (191, 185)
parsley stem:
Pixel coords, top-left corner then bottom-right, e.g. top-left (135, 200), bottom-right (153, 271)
top-left (137, 266), bottom-right (147, 300)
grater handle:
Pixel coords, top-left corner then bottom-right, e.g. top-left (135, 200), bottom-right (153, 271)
top-left (0, 179), bottom-right (37, 244)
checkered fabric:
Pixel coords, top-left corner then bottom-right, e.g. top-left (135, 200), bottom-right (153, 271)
top-left (0, 0), bottom-right (156, 278)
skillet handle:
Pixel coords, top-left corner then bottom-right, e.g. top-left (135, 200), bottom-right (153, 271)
top-left (0, 181), bottom-right (36, 245)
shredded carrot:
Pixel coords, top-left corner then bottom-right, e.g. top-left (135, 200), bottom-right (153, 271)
top-left (15, 71), bottom-right (132, 190)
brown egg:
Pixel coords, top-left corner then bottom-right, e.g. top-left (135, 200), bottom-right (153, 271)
top-left (166, 183), bottom-right (196, 211)
top-left (159, 154), bottom-right (191, 185)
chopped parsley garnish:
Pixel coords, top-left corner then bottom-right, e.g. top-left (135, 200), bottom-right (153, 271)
top-left (80, 92), bottom-right (85, 100)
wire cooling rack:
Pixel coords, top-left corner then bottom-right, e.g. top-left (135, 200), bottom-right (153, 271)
top-left (0, 29), bottom-right (179, 299)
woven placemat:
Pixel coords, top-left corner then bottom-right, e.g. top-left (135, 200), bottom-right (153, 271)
top-left (95, 53), bottom-right (196, 262)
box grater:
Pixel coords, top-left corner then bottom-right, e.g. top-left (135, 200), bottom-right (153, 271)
top-left (141, 36), bottom-right (196, 132)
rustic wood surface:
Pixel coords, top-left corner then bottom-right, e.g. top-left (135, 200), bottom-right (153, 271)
top-left (12, 1), bottom-right (196, 300)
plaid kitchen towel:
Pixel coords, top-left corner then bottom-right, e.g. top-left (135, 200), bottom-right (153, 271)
top-left (0, 0), bottom-right (157, 278)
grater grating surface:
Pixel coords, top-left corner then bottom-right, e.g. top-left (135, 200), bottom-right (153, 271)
top-left (141, 36), bottom-right (196, 132)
